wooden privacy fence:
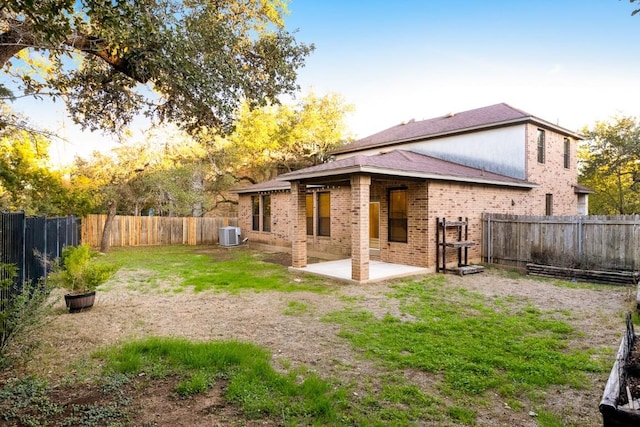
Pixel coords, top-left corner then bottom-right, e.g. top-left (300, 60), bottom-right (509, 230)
top-left (82, 214), bottom-right (238, 248)
top-left (482, 213), bottom-right (640, 271)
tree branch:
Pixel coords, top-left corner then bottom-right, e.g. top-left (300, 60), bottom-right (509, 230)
top-left (1, 21), bottom-right (151, 84)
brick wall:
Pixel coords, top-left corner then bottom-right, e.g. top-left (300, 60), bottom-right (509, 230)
top-left (237, 187), bottom-right (352, 256)
top-left (525, 123), bottom-right (578, 215)
top-left (306, 186), bottom-right (351, 256)
top-left (237, 191), bottom-right (291, 247)
top-left (372, 180), bottom-right (430, 268)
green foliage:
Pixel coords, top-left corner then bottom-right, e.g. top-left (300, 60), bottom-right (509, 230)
top-left (47, 245), bottom-right (116, 293)
top-left (579, 116), bottom-right (640, 214)
top-left (323, 276), bottom-right (607, 421)
top-left (98, 337), bottom-right (346, 424)
top-left (0, 374), bottom-right (131, 426)
top-left (2, 0), bottom-right (313, 135)
top-left (0, 121), bottom-right (92, 215)
top-left (224, 92), bottom-right (354, 182)
top-left (0, 376), bottom-right (63, 425)
top-left (0, 264), bottom-right (53, 367)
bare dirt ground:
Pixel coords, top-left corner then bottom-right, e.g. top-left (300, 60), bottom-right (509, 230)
top-left (2, 248), bottom-right (635, 426)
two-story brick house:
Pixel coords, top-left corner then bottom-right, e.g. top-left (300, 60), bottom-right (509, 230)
top-left (235, 103), bottom-right (591, 282)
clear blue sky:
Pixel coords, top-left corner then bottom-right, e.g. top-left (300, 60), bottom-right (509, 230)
top-left (7, 0), bottom-right (640, 163)
top-left (284, 0), bottom-right (640, 136)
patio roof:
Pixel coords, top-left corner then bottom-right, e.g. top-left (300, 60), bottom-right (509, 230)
top-left (331, 103), bottom-right (584, 156)
top-left (277, 149), bottom-right (536, 189)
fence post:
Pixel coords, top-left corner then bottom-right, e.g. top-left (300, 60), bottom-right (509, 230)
top-left (487, 214), bottom-right (492, 264)
top-left (577, 216), bottom-right (583, 258)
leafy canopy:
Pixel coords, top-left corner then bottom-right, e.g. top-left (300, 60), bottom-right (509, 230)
top-left (1, 0), bottom-right (313, 134)
top-left (579, 116), bottom-right (640, 214)
top-left (222, 92), bottom-right (354, 181)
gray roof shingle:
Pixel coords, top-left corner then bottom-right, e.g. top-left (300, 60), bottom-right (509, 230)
top-left (277, 149), bottom-right (535, 188)
top-left (331, 103), bottom-right (582, 155)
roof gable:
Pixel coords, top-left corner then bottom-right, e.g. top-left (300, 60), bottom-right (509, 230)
top-left (332, 103), bottom-right (582, 155)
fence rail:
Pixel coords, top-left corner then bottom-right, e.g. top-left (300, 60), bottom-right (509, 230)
top-left (82, 214), bottom-right (238, 248)
top-left (482, 213), bottom-right (640, 271)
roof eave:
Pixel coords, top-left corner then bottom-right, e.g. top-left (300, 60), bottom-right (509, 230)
top-left (278, 165), bottom-right (536, 189)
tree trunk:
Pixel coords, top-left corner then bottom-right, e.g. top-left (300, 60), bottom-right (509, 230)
top-left (100, 201), bottom-right (118, 252)
top-left (191, 168), bottom-right (205, 217)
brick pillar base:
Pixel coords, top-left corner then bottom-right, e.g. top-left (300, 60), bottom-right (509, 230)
top-left (291, 181), bottom-right (307, 268)
top-left (351, 175), bottom-right (371, 281)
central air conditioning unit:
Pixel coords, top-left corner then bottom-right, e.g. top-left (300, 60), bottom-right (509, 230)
top-left (219, 226), bottom-right (240, 247)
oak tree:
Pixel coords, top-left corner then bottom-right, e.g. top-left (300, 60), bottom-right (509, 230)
top-left (579, 116), bottom-right (640, 214)
top-left (1, 0), bottom-right (313, 134)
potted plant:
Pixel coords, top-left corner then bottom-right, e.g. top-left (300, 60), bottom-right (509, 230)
top-left (47, 244), bottom-right (117, 313)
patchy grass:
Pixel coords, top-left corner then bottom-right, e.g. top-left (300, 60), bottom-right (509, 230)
top-left (283, 300), bottom-right (311, 316)
top-left (324, 275), bottom-right (610, 424)
top-left (96, 337), bottom-right (347, 424)
top-left (100, 245), bottom-right (333, 294)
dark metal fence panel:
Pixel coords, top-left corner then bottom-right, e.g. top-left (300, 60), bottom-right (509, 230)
top-left (0, 212), bottom-right (26, 295)
top-left (1, 213), bottom-right (79, 303)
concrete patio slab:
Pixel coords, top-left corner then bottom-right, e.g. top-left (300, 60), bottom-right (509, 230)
top-left (290, 258), bottom-right (432, 283)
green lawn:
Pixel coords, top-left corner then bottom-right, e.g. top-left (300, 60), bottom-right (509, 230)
top-left (99, 244), bottom-right (332, 294)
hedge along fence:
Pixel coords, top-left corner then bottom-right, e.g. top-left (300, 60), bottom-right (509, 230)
top-left (82, 214), bottom-right (238, 248)
top-left (482, 213), bottom-right (640, 271)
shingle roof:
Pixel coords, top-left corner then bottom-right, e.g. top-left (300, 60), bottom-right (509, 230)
top-left (233, 179), bottom-right (290, 194)
top-left (331, 103), bottom-right (583, 155)
top-left (276, 149), bottom-right (535, 188)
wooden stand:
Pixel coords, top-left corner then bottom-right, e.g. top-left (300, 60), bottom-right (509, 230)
top-left (436, 217), bottom-right (484, 275)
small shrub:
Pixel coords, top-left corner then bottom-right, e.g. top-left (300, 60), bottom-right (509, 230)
top-left (0, 264), bottom-right (54, 368)
top-left (47, 245), bottom-right (117, 294)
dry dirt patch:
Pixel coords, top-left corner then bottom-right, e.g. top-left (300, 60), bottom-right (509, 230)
top-left (3, 258), bottom-right (635, 426)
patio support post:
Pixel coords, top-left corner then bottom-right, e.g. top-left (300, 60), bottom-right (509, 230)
top-left (351, 174), bottom-right (371, 282)
top-left (291, 180), bottom-right (307, 268)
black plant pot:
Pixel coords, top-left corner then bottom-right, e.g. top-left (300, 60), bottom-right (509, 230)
top-left (64, 291), bottom-right (96, 313)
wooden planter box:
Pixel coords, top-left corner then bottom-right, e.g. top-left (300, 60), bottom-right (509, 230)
top-left (526, 264), bottom-right (640, 286)
top-left (600, 315), bottom-right (640, 426)
top-left (64, 291), bottom-right (96, 313)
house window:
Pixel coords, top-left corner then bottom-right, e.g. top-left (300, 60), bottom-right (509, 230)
top-left (537, 129), bottom-right (545, 164)
top-left (262, 195), bottom-right (271, 232)
top-left (563, 138), bottom-right (570, 169)
top-left (251, 196), bottom-right (259, 231)
top-left (388, 188), bottom-right (408, 243)
top-left (545, 193), bottom-right (553, 216)
top-left (306, 194), bottom-right (313, 236)
top-left (317, 192), bottom-right (331, 237)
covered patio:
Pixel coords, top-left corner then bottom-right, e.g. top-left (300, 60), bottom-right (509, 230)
top-left (290, 258), bottom-right (431, 284)
top-left (277, 150), bottom-right (531, 283)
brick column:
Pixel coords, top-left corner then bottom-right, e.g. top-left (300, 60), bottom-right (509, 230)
top-left (290, 181), bottom-right (307, 268)
top-left (351, 174), bottom-right (371, 282)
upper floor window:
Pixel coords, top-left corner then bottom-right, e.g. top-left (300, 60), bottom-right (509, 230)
top-left (388, 188), bottom-right (408, 243)
top-left (262, 195), bottom-right (271, 232)
top-left (251, 196), bottom-right (259, 231)
top-left (537, 129), bottom-right (545, 164)
top-left (317, 192), bottom-right (331, 237)
top-left (563, 138), bottom-right (570, 169)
